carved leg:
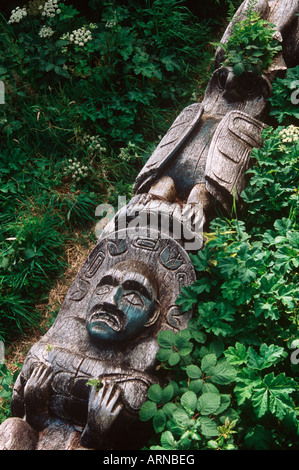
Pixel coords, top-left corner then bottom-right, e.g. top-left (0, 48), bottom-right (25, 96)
top-left (187, 183), bottom-right (213, 214)
top-left (148, 176), bottom-right (177, 202)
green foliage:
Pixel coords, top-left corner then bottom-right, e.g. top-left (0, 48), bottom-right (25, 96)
top-left (146, 224), bottom-right (298, 448)
top-left (216, 0), bottom-right (281, 76)
top-left (0, 0), bottom-right (216, 341)
top-left (141, 90), bottom-right (299, 449)
top-left (268, 66), bottom-right (299, 124)
top-left (242, 125), bottom-right (299, 229)
top-left (0, 364), bottom-right (20, 423)
top-left (140, 329), bottom-right (238, 450)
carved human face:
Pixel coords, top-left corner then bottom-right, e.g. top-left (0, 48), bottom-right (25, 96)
top-left (86, 267), bottom-right (158, 342)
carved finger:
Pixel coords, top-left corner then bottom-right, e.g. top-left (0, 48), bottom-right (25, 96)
top-left (106, 386), bottom-right (121, 412)
top-left (37, 365), bottom-right (50, 384)
top-left (28, 365), bottom-right (41, 383)
top-left (100, 382), bottom-right (114, 408)
top-left (111, 402), bottom-right (123, 417)
top-left (88, 382), bottom-right (104, 408)
top-left (42, 370), bottom-right (53, 388)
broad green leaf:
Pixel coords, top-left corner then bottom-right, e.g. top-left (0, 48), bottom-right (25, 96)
top-left (190, 278), bottom-right (212, 294)
top-left (209, 360), bottom-right (237, 385)
top-left (153, 409), bottom-right (166, 433)
top-left (190, 250), bottom-right (209, 272)
top-left (161, 383), bottom-right (174, 403)
top-left (198, 417), bottom-right (219, 437)
top-left (158, 330), bottom-right (176, 348)
top-left (172, 409), bottom-right (190, 430)
top-left (201, 353), bottom-right (217, 372)
top-left (244, 425), bottom-right (273, 450)
top-left (225, 343), bottom-right (248, 365)
top-left (234, 369), bottom-right (261, 405)
top-left (197, 393), bottom-right (221, 415)
top-left (178, 344), bottom-right (193, 356)
top-left (202, 383), bottom-right (219, 394)
top-left (189, 379), bottom-right (204, 393)
top-left (156, 348), bottom-right (172, 362)
top-left (175, 329), bottom-right (191, 349)
top-left (263, 371), bottom-right (297, 395)
top-left (247, 344), bottom-right (286, 370)
top-left (176, 286), bottom-right (198, 311)
top-left (160, 431), bottom-right (176, 450)
top-left (148, 384), bottom-right (163, 403)
top-left (139, 401), bottom-right (157, 421)
top-left (251, 386), bottom-right (268, 418)
top-left (168, 352), bottom-right (180, 366)
top-left (186, 364), bottom-right (202, 379)
top-left (214, 394), bottom-right (231, 415)
top-left (163, 402), bottom-right (177, 418)
top-left (252, 372), bottom-right (296, 419)
top-left (181, 391), bottom-right (197, 412)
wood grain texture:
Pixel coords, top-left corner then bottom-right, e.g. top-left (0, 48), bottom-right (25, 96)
top-left (1, 0), bottom-right (298, 450)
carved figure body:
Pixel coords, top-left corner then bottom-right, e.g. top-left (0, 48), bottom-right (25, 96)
top-left (0, 0), bottom-right (298, 451)
top-left (5, 230), bottom-right (195, 449)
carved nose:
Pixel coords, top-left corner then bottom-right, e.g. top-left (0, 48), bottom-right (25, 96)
top-left (106, 286), bottom-right (122, 305)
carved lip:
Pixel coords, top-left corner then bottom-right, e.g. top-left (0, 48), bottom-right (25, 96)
top-left (88, 305), bottom-right (124, 332)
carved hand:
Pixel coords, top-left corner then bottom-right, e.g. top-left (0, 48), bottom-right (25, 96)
top-left (81, 381), bottom-right (123, 448)
top-left (23, 363), bottom-right (53, 412)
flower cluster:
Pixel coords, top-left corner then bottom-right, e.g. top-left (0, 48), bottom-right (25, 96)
top-left (118, 142), bottom-right (140, 162)
top-left (39, 25), bottom-right (55, 38)
top-left (41, 0), bottom-right (61, 18)
top-left (105, 19), bottom-right (117, 29)
top-left (69, 27), bottom-right (92, 47)
top-left (66, 157), bottom-right (89, 182)
top-left (80, 134), bottom-right (106, 154)
top-left (8, 7), bottom-right (28, 24)
top-left (279, 125), bottom-right (299, 144)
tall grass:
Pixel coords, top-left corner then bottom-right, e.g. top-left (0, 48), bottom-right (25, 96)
top-left (0, 0), bottom-right (233, 342)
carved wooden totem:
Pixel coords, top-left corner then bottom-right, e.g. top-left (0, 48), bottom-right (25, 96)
top-left (0, 0), bottom-right (298, 450)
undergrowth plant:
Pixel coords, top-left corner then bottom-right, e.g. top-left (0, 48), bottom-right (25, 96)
top-left (269, 65), bottom-right (299, 124)
top-left (139, 72), bottom-right (299, 450)
top-left (216, 0), bottom-right (282, 76)
top-left (0, 0), bottom-right (216, 343)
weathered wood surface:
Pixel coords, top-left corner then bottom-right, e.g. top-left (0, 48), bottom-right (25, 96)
top-left (0, 0), bottom-right (298, 450)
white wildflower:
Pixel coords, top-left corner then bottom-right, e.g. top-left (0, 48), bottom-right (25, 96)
top-left (105, 19), bottom-right (117, 29)
top-left (69, 26), bottom-right (92, 46)
top-left (39, 25), bottom-right (54, 38)
top-left (119, 142), bottom-right (140, 162)
top-left (279, 125), bottom-right (299, 144)
top-left (41, 0), bottom-right (61, 18)
top-left (80, 134), bottom-right (106, 154)
top-left (8, 7), bottom-right (28, 24)
top-left (66, 157), bottom-right (89, 182)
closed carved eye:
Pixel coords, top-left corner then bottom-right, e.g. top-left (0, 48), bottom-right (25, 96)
top-left (94, 285), bottom-right (112, 298)
top-left (123, 292), bottom-right (144, 307)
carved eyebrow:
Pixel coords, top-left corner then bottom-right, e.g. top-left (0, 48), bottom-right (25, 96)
top-left (97, 274), bottom-right (118, 287)
top-left (122, 279), bottom-right (153, 301)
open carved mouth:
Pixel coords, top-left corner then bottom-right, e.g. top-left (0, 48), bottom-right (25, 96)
top-left (88, 306), bottom-right (124, 332)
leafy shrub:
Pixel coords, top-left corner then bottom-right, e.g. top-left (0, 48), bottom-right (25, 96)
top-left (0, 364), bottom-right (20, 424)
top-left (268, 66), bottom-right (299, 124)
top-left (140, 329), bottom-right (238, 450)
top-left (139, 94), bottom-right (299, 450)
top-left (242, 125), bottom-right (299, 229)
top-left (216, 0), bottom-right (282, 76)
top-left (0, 0), bottom-right (217, 342)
